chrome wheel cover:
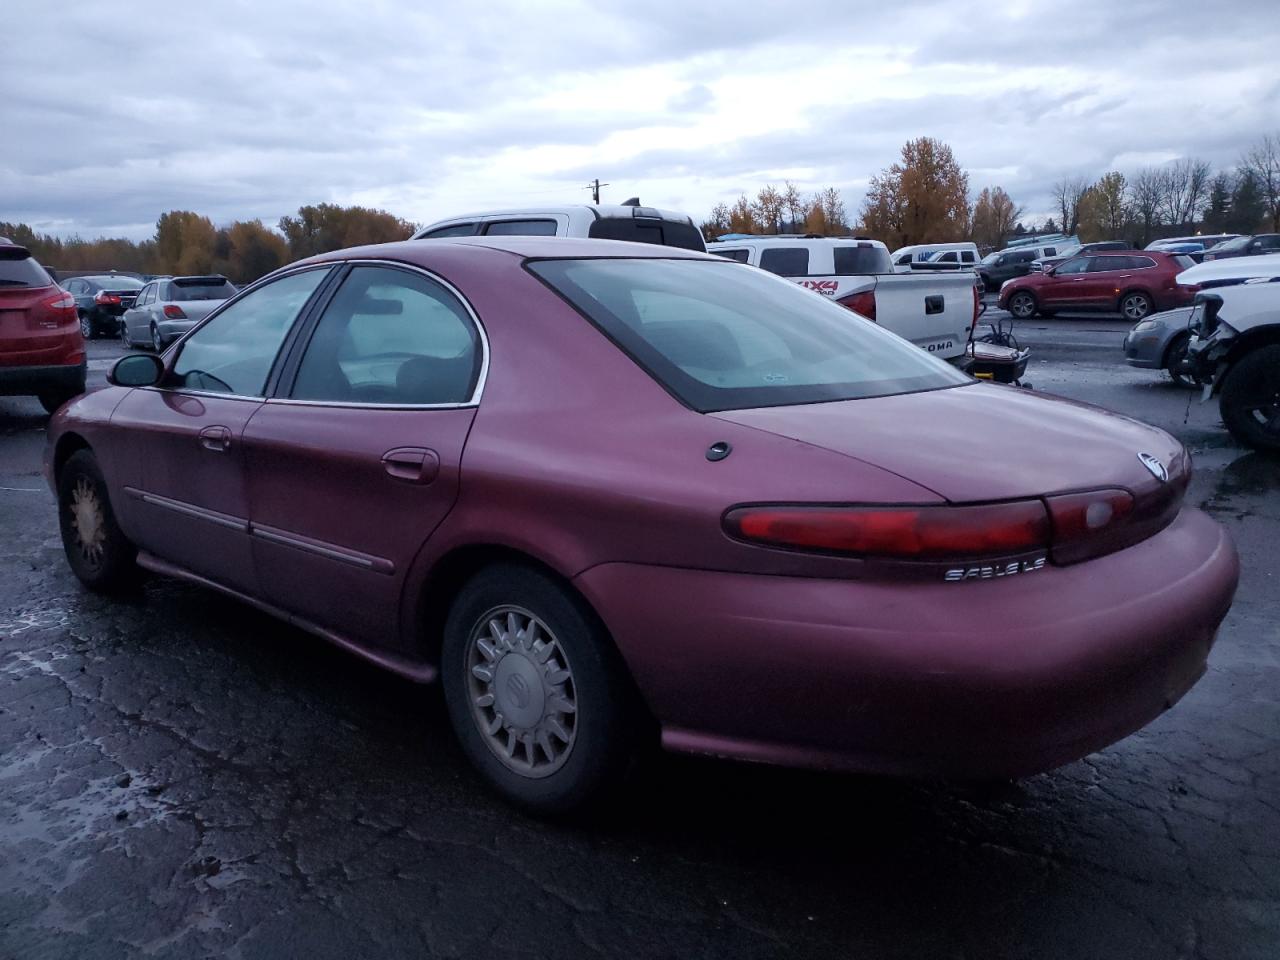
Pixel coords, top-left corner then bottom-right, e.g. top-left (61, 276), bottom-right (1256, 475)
top-left (466, 605), bottom-right (577, 778)
top-left (68, 476), bottom-right (106, 568)
top-left (79, 315), bottom-right (92, 339)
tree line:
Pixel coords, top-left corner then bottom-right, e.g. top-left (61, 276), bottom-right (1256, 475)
top-left (703, 132), bottom-right (1280, 252)
top-left (0, 203), bottom-right (416, 284)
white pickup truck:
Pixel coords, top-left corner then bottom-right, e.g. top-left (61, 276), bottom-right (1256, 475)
top-left (706, 236), bottom-right (977, 362)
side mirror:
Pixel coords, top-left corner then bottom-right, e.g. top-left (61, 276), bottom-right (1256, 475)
top-left (108, 353), bottom-right (164, 387)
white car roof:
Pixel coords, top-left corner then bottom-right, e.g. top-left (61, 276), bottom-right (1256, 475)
top-left (419, 204), bottom-right (693, 225)
top-left (709, 236), bottom-right (888, 250)
top-left (1177, 252), bottom-right (1280, 286)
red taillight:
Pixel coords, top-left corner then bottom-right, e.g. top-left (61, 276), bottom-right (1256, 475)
top-left (723, 501), bottom-right (1051, 560)
top-left (1045, 489), bottom-right (1134, 543)
top-left (837, 289), bottom-right (876, 321)
top-left (94, 292), bottom-right (121, 305)
top-left (163, 304), bottom-right (187, 319)
top-left (46, 291), bottom-right (76, 311)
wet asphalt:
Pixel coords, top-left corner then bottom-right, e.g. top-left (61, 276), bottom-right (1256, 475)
top-left (1, 316), bottom-right (1278, 959)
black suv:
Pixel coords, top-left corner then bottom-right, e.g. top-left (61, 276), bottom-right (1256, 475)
top-left (978, 248), bottom-right (1039, 292)
top-left (63, 274), bottom-right (145, 338)
top-left (1201, 234), bottom-right (1280, 262)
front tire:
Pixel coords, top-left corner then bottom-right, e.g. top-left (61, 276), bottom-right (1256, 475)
top-left (1219, 345), bottom-right (1280, 452)
top-left (1008, 291), bottom-right (1037, 319)
top-left (57, 450), bottom-right (138, 591)
top-left (1164, 332), bottom-right (1197, 388)
top-left (1120, 291), bottom-right (1154, 322)
top-left (441, 564), bottom-right (638, 815)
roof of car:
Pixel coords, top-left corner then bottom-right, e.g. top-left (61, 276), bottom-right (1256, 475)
top-left (305, 235), bottom-right (719, 266)
top-left (419, 204), bottom-right (696, 225)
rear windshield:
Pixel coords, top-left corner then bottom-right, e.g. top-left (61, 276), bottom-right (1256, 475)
top-left (529, 258), bottom-right (970, 412)
top-left (587, 217), bottom-right (705, 251)
top-left (0, 249), bottom-right (52, 288)
top-left (833, 244), bottom-right (892, 275)
top-left (170, 279), bottom-right (237, 301)
top-left (89, 275), bottom-right (144, 290)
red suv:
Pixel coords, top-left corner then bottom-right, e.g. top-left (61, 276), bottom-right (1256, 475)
top-left (0, 240), bottom-right (86, 413)
top-left (998, 251), bottom-right (1198, 321)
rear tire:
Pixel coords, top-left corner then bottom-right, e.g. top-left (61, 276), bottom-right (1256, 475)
top-left (120, 319), bottom-right (133, 348)
top-left (1218, 345), bottom-right (1280, 452)
top-left (57, 450), bottom-right (138, 591)
top-left (150, 323), bottom-right (164, 353)
top-left (441, 564), bottom-right (639, 815)
top-left (79, 311), bottom-right (94, 340)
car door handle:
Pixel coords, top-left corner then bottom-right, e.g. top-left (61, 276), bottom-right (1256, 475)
top-left (198, 425), bottom-right (231, 452)
top-left (381, 447), bottom-right (440, 484)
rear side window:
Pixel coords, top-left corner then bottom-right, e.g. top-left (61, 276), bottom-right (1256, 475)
top-left (759, 247), bottom-right (809, 277)
top-left (1041, 247), bottom-right (1058, 257)
top-left (1087, 257), bottom-right (1125, 272)
top-left (713, 249), bottom-right (750, 263)
top-left (290, 265), bottom-right (481, 405)
top-left (170, 278), bottom-right (237, 301)
top-left (832, 245), bottom-right (892, 276)
top-left (587, 217), bottom-right (705, 251)
top-left (529, 258), bottom-right (970, 412)
top-left (961, 251), bottom-right (975, 263)
top-left (936, 252), bottom-right (958, 263)
top-left (420, 223), bottom-right (478, 239)
top-left (0, 249), bottom-right (53, 287)
top-left (484, 219), bottom-right (558, 237)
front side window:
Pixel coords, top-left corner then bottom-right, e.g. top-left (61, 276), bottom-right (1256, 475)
top-left (290, 265), bottom-right (481, 405)
top-left (484, 219), bottom-right (558, 236)
top-left (170, 268), bottom-right (330, 396)
top-left (136, 284), bottom-right (154, 306)
top-left (529, 258), bottom-right (970, 412)
top-left (759, 247), bottom-right (809, 277)
top-left (1055, 257), bottom-right (1092, 275)
top-left (936, 252), bottom-right (958, 263)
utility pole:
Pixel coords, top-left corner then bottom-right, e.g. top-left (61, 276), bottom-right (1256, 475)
top-left (585, 179), bottom-right (608, 204)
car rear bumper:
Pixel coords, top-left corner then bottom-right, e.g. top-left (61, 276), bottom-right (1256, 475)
top-left (156, 319), bottom-right (196, 340)
top-left (575, 507), bottom-right (1238, 779)
top-left (0, 359), bottom-right (87, 396)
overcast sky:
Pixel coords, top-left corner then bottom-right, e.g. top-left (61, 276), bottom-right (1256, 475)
top-left (3, 0), bottom-right (1279, 240)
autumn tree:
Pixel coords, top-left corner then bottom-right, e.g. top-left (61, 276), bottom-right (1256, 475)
top-left (750, 185), bottom-right (783, 234)
top-left (971, 186), bottom-right (1023, 250)
top-left (1077, 172), bottom-right (1130, 242)
top-left (1127, 168), bottom-right (1165, 246)
top-left (782, 181), bottom-right (806, 231)
top-left (154, 210), bottom-right (218, 275)
top-left (1229, 169), bottom-right (1266, 233)
top-left (860, 139), bottom-right (968, 247)
top-left (1052, 175), bottom-right (1089, 235)
top-left (278, 203), bottom-right (414, 258)
top-left (224, 220), bottom-right (290, 282)
top-left (700, 202), bottom-right (731, 241)
top-left (1243, 133), bottom-right (1280, 231)
top-left (1202, 173), bottom-right (1233, 233)
top-left (726, 195), bottom-right (757, 234)
top-left (818, 187), bottom-right (848, 234)
top-left (1158, 158), bottom-right (1211, 228)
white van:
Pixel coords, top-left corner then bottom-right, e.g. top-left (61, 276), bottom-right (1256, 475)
top-left (890, 242), bottom-right (980, 273)
top-left (412, 202), bottom-right (706, 251)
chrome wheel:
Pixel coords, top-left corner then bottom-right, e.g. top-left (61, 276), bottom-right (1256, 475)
top-left (1009, 292), bottom-right (1035, 319)
top-left (1122, 293), bottom-right (1152, 321)
top-left (466, 605), bottom-right (577, 778)
top-left (68, 476), bottom-right (106, 568)
top-left (79, 313), bottom-right (93, 339)
top-left (151, 324), bottom-right (164, 353)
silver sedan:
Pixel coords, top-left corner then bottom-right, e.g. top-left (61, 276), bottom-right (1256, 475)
top-left (1122, 306), bottom-right (1196, 386)
top-left (120, 275), bottom-right (237, 351)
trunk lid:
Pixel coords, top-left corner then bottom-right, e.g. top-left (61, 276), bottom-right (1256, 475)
top-left (711, 383), bottom-right (1182, 503)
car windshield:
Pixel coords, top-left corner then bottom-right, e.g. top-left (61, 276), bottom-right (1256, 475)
top-left (89, 276), bottom-right (144, 290)
top-left (1056, 245), bottom-right (1082, 259)
top-left (1213, 236), bottom-right (1253, 252)
top-left (980, 251), bottom-right (1002, 265)
top-left (529, 258), bottom-right (971, 412)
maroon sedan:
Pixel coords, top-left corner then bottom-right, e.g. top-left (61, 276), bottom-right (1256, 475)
top-left (45, 237), bottom-right (1238, 813)
top-left (998, 250), bottom-right (1198, 321)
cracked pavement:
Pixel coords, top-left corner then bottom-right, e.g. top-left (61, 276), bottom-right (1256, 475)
top-left (2, 327), bottom-right (1278, 959)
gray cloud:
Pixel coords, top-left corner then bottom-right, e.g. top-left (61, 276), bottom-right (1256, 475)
top-left (2, 0), bottom-right (1278, 238)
